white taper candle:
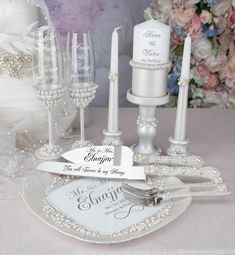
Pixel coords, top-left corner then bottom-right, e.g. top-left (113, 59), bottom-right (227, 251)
top-left (174, 34), bottom-right (192, 141)
top-left (107, 27), bottom-right (121, 133)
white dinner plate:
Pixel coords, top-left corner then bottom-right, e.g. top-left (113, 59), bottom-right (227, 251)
top-left (22, 174), bottom-right (192, 244)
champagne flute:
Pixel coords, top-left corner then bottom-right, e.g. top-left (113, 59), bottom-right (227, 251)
top-left (67, 32), bottom-right (97, 148)
top-left (33, 27), bottom-right (64, 160)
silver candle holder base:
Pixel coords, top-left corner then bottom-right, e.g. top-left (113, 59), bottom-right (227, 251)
top-left (102, 129), bottom-right (123, 146)
top-left (127, 89), bottom-right (169, 163)
top-left (165, 137), bottom-right (204, 167)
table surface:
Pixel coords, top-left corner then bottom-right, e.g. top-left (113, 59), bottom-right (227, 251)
top-left (0, 108), bottom-right (235, 255)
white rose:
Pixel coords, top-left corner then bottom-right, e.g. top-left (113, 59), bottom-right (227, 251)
top-left (192, 38), bottom-right (212, 61)
top-left (211, 0), bottom-right (230, 16)
top-left (206, 54), bottom-right (227, 73)
top-left (184, 0), bottom-right (200, 6)
top-left (232, 0), bottom-right (235, 8)
top-left (158, 0), bottom-right (172, 14)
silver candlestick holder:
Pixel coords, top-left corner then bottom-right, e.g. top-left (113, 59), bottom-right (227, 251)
top-left (127, 90), bottom-right (169, 163)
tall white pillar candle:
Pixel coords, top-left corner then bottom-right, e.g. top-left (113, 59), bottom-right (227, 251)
top-left (132, 19), bottom-right (170, 98)
top-left (174, 34), bottom-right (192, 141)
top-left (108, 27), bottom-right (121, 133)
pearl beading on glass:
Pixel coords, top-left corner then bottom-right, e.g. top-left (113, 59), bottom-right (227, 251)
top-left (68, 83), bottom-right (98, 108)
top-left (42, 176), bottom-right (173, 240)
top-left (130, 59), bottom-right (171, 71)
top-left (36, 88), bottom-right (64, 109)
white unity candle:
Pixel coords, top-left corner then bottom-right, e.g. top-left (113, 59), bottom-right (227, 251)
top-left (107, 27), bottom-right (121, 133)
top-left (133, 19), bottom-right (170, 64)
top-left (174, 34), bottom-right (192, 141)
top-left (131, 19), bottom-right (171, 98)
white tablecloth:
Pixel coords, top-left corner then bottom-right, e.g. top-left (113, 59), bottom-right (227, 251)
top-left (0, 108), bottom-right (235, 255)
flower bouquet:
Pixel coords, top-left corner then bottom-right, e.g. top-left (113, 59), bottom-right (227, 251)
top-left (145, 0), bottom-right (235, 108)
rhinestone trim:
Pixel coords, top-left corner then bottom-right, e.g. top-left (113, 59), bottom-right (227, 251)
top-left (134, 152), bottom-right (204, 168)
top-left (0, 51), bottom-right (32, 78)
top-left (130, 59), bottom-right (171, 71)
top-left (42, 176), bottom-right (173, 240)
top-left (137, 116), bottom-right (158, 128)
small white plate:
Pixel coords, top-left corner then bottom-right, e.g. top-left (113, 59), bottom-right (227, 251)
top-left (22, 174), bottom-right (192, 244)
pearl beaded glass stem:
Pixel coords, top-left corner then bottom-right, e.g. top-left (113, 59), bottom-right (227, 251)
top-left (33, 28), bottom-right (64, 160)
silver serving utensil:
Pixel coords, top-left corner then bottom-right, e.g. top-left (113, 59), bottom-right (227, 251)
top-left (122, 183), bottom-right (230, 207)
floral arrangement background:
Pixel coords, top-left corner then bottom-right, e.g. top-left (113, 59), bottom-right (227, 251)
top-left (145, 0), bottom-right (235, 108)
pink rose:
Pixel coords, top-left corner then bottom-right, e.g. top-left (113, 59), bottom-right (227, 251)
top-left (197, 64), bottom-right (210, 76)
top-left (200, 10), bottom-right (212, 24)
top-left (218, 31), bottom-right (234, 54)
top-left (206, 54), bottom-right (227, 73)
top-left (228, 9), bottom-right (235, 29)
top-left (189, 15), bottom-right (201, 38)
top-left (174, 6), bottom-right (195, 26)
top-left (204, 74), bottom-right (220, 90)
top-left (171, 31), bottom-right (184, 45)
top-left (225, 55), bottom-right (235, 79)
top-left (222, 56), bottom-right (235, 89)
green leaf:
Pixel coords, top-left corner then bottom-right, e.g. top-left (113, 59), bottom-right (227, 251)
top-left (174, 45), bottom-right (184, 57)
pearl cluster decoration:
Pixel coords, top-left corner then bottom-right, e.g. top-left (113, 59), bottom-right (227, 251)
top-left (108, 72), bottom-right (119, 82)
top-left (129, 59), bottom-right (171, 71)
top-left (137, 115), bottom-right (158, 128)
top-left (102, 135), bottom-right (123, 146)
top-left (36, 88), bottom-right (64, 110)
top-left (42, 176), bottom-right (172, 241)
top-left (68, 82), bottom-right (98, 108)
top-left (178, 77), bottom-right (189, 87)
top-left (36, 144), bottom-right (63, 160)
top-left (0, 51), bottom-right (32, 78)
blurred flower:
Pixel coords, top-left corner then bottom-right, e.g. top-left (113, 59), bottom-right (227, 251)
top-left (192, 38), bottom-right (212, 60)
top-left (227, 9), bottom-right (235, 29)
top-left (211, 0), bottom-right (230, 16)
top-left (174, 6), bottom-right (195, 26)
top-left (223, 56), bottom-right (235, 89)
top-left (202, 24), bottom-right (219, 37)
top-left (206, 54), bottom-right (227, 73)
top-left (189, 15), bottom-right (202, 38)
top-left (200, 10), bottom-right (212, 24)
top-left (204, 0), bottom-right (221, 7)
top-left (232, 0), bottom-right (235, 8)
top-left (204, 74), bottom-right (220, 90)
top-left (168, 74), bottom-right (180, 95)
